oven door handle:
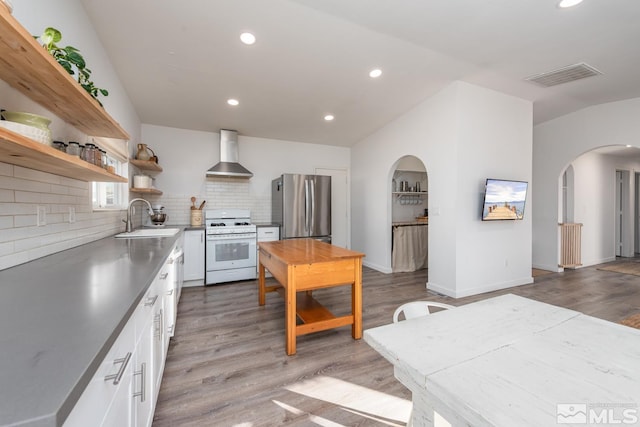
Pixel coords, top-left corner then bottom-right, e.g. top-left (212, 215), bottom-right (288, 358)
top-left (206, 234), bottom-right (256, 241)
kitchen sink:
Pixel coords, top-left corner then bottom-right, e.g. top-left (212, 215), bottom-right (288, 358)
top-left (114, 228), bottom-right (181, 238)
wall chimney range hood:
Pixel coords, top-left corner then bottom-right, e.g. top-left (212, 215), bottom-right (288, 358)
top-left (206, 129), bottom-right (253, 178)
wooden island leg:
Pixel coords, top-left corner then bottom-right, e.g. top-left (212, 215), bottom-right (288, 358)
top-left (258, 261), bottom-right (266, 306)
top-left (286, 268), bottom-right (297, 355)
top-left (352, 258), bottom-right (363, 339)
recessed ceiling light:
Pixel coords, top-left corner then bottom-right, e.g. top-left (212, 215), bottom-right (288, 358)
top-left (227, 99), bottom-right (239, 106)
top-left (324, 115), bottom-right (334, 121)
top-left (626, 145), bottom-right (633, 148)
top-left (558, 0), bottom-right (584, 8)
top-left (240, 32), bottom-right (256, 45)
top-left (369, 69), bottom-right (382, 78)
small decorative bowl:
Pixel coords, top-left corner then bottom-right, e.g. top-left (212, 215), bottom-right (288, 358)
top-left (1, 111), bottom-right (51, 131)
top-left (0, 120), bottom-right (52, 145)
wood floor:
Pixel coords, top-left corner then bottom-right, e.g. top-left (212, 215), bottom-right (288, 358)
top-left (153, 261), bottom-right (640, 427)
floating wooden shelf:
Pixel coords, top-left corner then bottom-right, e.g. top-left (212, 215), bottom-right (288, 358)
top-left (393, 191), bottom-right (428, 197)
top-left (0, 128), bottom-right (127, 182)
top-left (0, 7), bottom-right (129, 139)
top-left (130, 188), bottom-right (162, 195)
top-left (130, 159), bottom-right (163, 172)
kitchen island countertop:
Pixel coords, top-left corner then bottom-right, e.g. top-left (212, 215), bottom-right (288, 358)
top-left (0, 231), bottom-right (182, 427)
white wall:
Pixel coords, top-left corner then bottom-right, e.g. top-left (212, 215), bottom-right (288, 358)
top-left (140, 124), bottom-right (350, 225)
top-left (533, 98), bottom-right (640, 271)
top-left (11, 0), bottom-right (141, 145)
top-left (353, 81), bottom-right (533, 297)
top-left (0, 0), bottom-right (141, 270)
top-left (567, 152), bottom-right (616, 266)
top-left (453, 83), bottom-right (532, 296)
top-left (566, 151), bottom-right (640, 267)
top-left (352, 83), bottom-right (458, 276)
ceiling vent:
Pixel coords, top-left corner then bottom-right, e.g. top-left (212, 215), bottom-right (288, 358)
top-left (525, 62), bottom-right (602, 87)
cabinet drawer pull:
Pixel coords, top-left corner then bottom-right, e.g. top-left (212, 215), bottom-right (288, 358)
top-left (167, 289), bottom-right (174, 296)
top-left (104, 352), bottom-right (132, 385)
top-left (160, 272), bottom-right (169, 280)
top-left (155, 310), bottom-right (163, 340)
top-left (133, 362), bottom-right (146, 402)
top-left (144, 295), bottom-right (158, 307)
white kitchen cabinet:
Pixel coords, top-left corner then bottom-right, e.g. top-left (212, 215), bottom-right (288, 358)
top-left (64, 241), bottom-right (182, 427)
top-left (164, 243), bottom-right (183, 338)
top-left (63, 315), bottom-right (135, 427)
top-left (183, 229), bottom-right (205, 282)
top-left (257, 226), bottom-right (280, 277)
top-left (133, 280), bottom-right (160, 427)
top-left (133, 315), bottom-right (153, 427)
top-left (152, 289), bottom-right (166, 397)
top-left (158, 260), bottom-right (175, 341)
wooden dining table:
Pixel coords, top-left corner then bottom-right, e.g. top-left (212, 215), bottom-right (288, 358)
top-left (364, 294), bottom-right (640, 426)
top-left (258, 238), bottom-right (365, 355)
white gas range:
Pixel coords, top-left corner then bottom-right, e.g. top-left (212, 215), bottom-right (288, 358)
top-left (205, 209), bottom-right (257, 285)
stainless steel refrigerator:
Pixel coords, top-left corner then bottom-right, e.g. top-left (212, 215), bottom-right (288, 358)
top-left (272, 174), bottom-right (331, 242)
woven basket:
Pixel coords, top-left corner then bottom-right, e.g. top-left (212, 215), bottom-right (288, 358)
top-left (620, 313), bottom-right (640, 329)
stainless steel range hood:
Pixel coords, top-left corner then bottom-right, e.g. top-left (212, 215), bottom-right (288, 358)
top-left (206, 129), bottom-right (253, 178)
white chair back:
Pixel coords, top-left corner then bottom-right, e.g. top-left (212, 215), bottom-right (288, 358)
top-left (393, 301), bottom-right (455, 323)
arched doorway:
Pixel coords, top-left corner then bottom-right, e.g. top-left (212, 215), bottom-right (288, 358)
top-left (390, 155), bottom-right (428, 272)
top-left (558, 145), bottom-right (640, 269)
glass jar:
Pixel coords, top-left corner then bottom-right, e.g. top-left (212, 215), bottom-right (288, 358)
top-left (52, 140), bottom-right (67, 152)
top-left (100, 149), bottom-right (108, 169)
top-left (94, 145), bottom-right (102, 167)
top-left (67, 141), bottom-right (81, 157)
top-left (82, 143), bottom-right (96, 164)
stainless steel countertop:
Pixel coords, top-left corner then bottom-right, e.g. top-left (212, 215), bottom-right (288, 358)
top-left (0, 231), bottom-right (182, 427)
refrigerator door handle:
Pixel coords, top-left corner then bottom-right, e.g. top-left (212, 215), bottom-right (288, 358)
top-left (310, 178), bottom-right (315, 235)
top-left (304, 178), bottom-right (311, 234)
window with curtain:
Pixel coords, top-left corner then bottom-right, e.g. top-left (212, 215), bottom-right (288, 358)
top-left (92, 138), bottom-right (129, 210)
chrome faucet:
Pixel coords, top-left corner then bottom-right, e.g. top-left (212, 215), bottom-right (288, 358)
top-left (123, 198), bottom-right (154, 233)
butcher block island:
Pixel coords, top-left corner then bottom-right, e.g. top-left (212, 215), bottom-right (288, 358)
top-left (258, 239), bottom-right (365, 355)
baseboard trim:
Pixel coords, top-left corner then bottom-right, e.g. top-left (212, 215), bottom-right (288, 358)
top-left (532, 263), bottom-right (562, 273)
top-left (183, 279), bottom-right (204, 287)
top-left (427, 276), bottom-right (534, 299)
top-left (363, 260), bottom-right (392, 274)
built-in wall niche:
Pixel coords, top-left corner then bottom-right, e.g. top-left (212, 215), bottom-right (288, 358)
top-left (392, 156), bottom-right (428, 222)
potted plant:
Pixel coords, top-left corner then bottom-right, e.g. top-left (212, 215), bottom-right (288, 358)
top-left (36, 27), bottom-right (108, 106)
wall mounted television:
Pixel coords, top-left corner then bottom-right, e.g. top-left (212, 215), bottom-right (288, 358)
top-left (481, 178), bottom-right (528, 221)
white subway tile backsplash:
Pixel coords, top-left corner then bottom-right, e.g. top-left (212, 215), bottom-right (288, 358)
top-left (0, 163), bottom-right (13, 177)
top-left (0, 241), bottom-right (13, 257)
top-left (50, 184), bottom-right (70, 195)
top-left (145, 178), bottom-right (271, 226)
top-left (13, 215), bottom-right (37, 227)
top-left (0, 161), bottom-right (277, 271)
top-left (0, 216), bottom-right (13, 229)
top-left (0, 176), bottom-right (51, 192)
top-left (14, 165), bottom-right (62, 185)
top-left (0, 203), bottom-right (41, 216)
top-left (0, 189), bottom-right (13, 202)
top-left (0, 161), bottom-right (127, 270)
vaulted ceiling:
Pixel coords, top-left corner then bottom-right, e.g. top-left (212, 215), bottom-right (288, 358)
top-left (81, 0), bottom-right (640, 147)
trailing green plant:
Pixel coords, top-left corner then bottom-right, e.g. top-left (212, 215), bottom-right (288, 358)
top-left (36, 27), bottom-right (108, 106)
